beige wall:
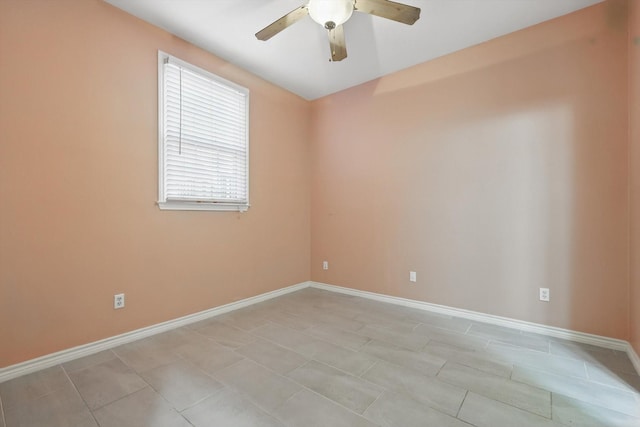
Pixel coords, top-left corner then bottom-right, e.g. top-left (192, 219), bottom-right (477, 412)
top-left (1, 0), bottom-right (638, 369)
top-left (0, 0), bottom-right (311, 367)
top-left (630, 0), bottom-right (640, 355)
top-left (310, 1), bottom-right (630, 339)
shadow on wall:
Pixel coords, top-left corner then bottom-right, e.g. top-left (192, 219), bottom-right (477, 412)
top-left (311, 0), bottom-right (628, 340)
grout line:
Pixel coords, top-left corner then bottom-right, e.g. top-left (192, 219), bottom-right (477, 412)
top-left (135, 367), bottom-right (215, 424)
top-left (464, 323), bottom-right (474, 336)
top-left (61, 349), bottom-right (119, 376)
top-left (0, 392), bottom-right (5, 427)
top-left (209, 355), bottom-right (249, 378)
top-left (61, 364), bottom-right (101, 426)
top-left (434, 357), bottom-right (452, 377)
top-left (582, 361), bottom-right (589, 380)
top-left (271, 388), bottom-right (303, 415)
top-left (296, 385), bottom-right (375, 421)
top-left (92, 385), bottom-right (152, 413)
top-left (358, 361), bottom-right (378, 379)
top-left (4, 367), bottom-right (69, 409)
top-left (480, 388), bottom-right (556, 421)
top-left (443, 368), bottom-right (556, 421)
top-left (455, 390), bottom-right (469, 418)
top-left (180, 414), bottom-right (197, 427)
top-left (177, 387), bottom-right (224, 414)
top-left (360, 388), bottom-right (383, 417)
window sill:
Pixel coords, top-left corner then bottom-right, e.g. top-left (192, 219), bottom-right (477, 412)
top-left (157, 201), bottom-right (249, 212)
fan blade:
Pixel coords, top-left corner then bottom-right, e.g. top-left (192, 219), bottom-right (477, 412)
top-left (328, 24), bottom-right (347, 61)
top-left (255, 5), bottom-right (309, 41)
top-left (354, 0), bottom-right (420, 25)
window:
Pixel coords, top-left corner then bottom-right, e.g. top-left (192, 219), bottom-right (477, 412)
top-left (157, 51), bottom-right (249, 211)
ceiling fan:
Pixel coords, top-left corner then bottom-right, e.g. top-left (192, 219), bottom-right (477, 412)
top-left (255, 0), bottom-right (421, 62)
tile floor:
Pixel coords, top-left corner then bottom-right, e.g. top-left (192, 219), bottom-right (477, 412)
top-left (1, 288), bottom-right (639, 427)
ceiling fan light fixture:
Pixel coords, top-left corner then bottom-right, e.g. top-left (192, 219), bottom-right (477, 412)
top-left (256, 0), bottom-right (421, 62)
top-left (308, 0), bottom-right (354, 28)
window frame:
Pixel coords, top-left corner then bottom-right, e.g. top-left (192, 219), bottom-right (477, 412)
top-left (157, 51), bottom-right (250, 212)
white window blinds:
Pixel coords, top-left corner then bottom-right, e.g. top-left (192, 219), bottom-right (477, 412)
top-left (158, 53), bottom-right (249, 211)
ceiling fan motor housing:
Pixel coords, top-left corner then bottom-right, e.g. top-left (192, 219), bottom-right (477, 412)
top-left (308, 0), bottom-right (354, 28)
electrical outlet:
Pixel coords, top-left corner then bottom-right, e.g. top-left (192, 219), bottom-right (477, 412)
top-left (539, 288), bottom-right (550, 302)
top-left (409, 271), bottom-right (417, 282)
top-left (114, 293), bottom-right (125, 309)
top-left (323, 261), bottom-right (329, 270)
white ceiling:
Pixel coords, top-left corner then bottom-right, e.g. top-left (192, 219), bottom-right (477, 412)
top-left (104, 0), bottom-right (602, 100)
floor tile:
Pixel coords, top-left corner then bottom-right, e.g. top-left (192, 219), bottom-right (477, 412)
top-left (235, 339), bottom-right (307, 374)
top-left (357, 325), bottom-right (429, 351)
top-left (305, 324), bottom-right (371, 351)
top-left (144, 328), bottom-right (204, 349)
top-left (549, 341), bottom-right (638, 374)
top-left (363, 390), bottom-right (473, 427)
top-left (354, 312), bottom-right (420, 334)
top-left (304, 310), bottom-right (367, 332)
top-left (468, 323), bottom-right (523, 339)
top-left (362, 361), bottom-right (467, 416)
top-left (458, 392), bottom-right (561, 427)
top-left (307, 293), bottom-right (361, 311)
top-left (67, 357), bottom-right (147, 410)
top-left (267, 311), bottom-right (316, 331)
top-left (140, 360), bottom-right (224, 411)
top-left (348, 298), bottom-right (397, 315)
top-left (62, 350), bottom-right (117, 374)
top-left (192, 320), bottom-right (257, 349)
top-left (273, 389), bottom-right (378, 427)
top-left (287, 360), bottom-right (382, 414)
top-left (468, 323), bottom-right (550, 352)
top-left (424, 341), bottom-right (512, 378)
top-left (404, 310), bottom-right (473, 333)
top-left (586, 363), bottom-right (640, 393)
top-left (486, 342), bottom-right (587, 379)
top-left (308, 340), bottom-right (377, 376)
top-left (214, 359), bottom-right (300, 412)
top-left (172, 337), bottom-right (244, 375)
top-left (112, 338), bottom-right (179, 373)
top-left (584, 351), bottom-right (638, 376)
top-left (437, 362), bottom-right (551, 417)
top-left (414, 323), bottom-right (490, 351)
top-left (549, 339), bottom-right (616, 360)
top-left (361, 339), bottom-right (446, 376)
top-left (182, 388), bottom-right (284, 427)
top-left (2, 288), bottom-right (635, 427)
top-left (251, 322), bottom-right (325, 357)
top-left (551, 393), bottom-right (640, 427)
top-left (512, 365), bottom-right (640, 418)
top-left (314, 298), bottom-right (358, 310)
top-left (216, 308), bottom-right (272, 331)
top-left (4, 381), bottom-right (97, 427)
top-left (0, 366), bottom-right (70, 409)
top-left (92, 387), bottom-right (191, 427)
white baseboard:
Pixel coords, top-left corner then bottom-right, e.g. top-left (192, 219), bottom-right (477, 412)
top-left (310, 281), bottom-right (633, 354)
top-left (2, 279), bottom-right (638, 383)
top-left (0, 281), bottom-right (310, 384)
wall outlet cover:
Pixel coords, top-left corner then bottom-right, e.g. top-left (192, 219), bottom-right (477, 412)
top-left (539, 288), bottom-right (550, 302)
top-left (114, 293), bottom-right (125, 309)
